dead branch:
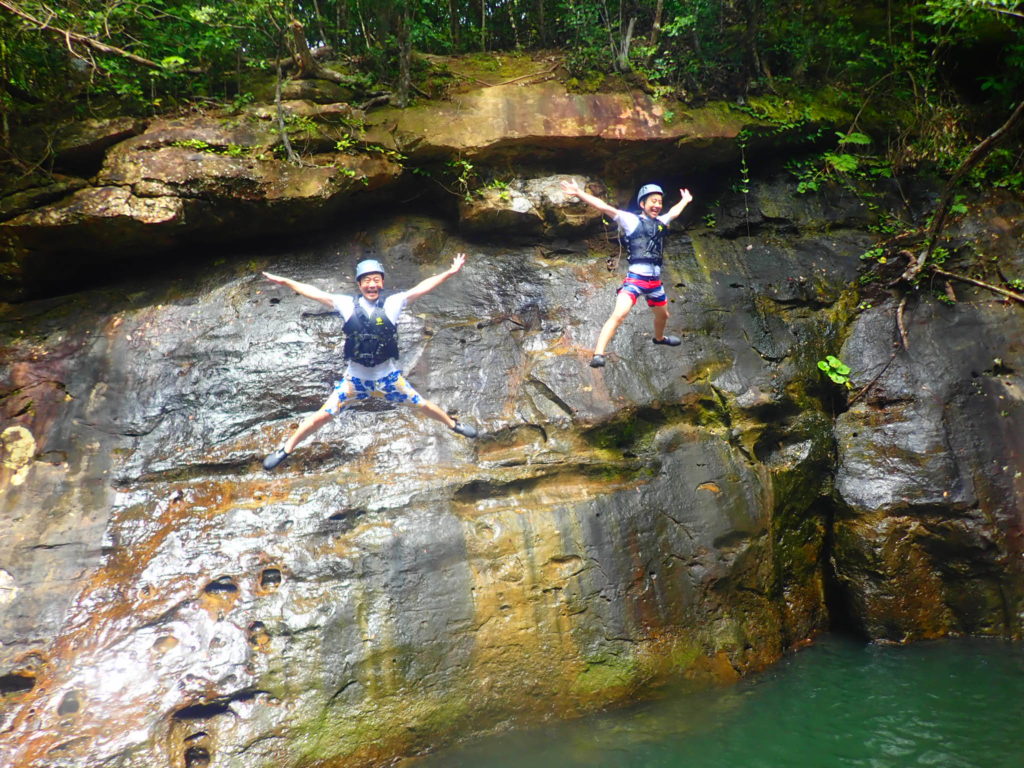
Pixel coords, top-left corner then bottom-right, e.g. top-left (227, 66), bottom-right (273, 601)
top-left (262, 45), bottom-right (334, 74)
top-left (272, 36), bottom-right (299, 165)
top-left (0, 0), bottom-right (202, 74)
top-left (455, 63), bottom-right (559, 89)
top-left (931, 266), bottom-right (1024, 305)
top-left (289, 20), bottom-right (348, 84)
top-left (358, 93), bottom-right (391, 110)
top-left (848, 350), bottom-right (899, 406)
top-left (902, 98), bottom-right (1024, 283)
top-left (896, 294), bottom-right (910, 350)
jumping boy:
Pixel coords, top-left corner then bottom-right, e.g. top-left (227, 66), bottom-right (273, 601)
top-left (560, 179), bottom-right (693, 368)
top-left (260, 254), bottom-right (477, 470)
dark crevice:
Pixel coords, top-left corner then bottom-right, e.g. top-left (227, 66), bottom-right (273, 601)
top-left (0, 673), bottom-right (36, 695)
top-left (57, 690), bottom-right (81, 716)
top-left (172, 690), bottom-right (270, 722)
top-left (820, 499), bottom-right (868, 639)
top-left (203, 576), bottom-right (238, 595)
top-left (327, 508), bottom-right (366, 522)
top-left (321, 507), bottom-right (368, 535)
top-left (184, 746), bottom-right (211, 768)
top-left (526, 378), bottom-right (574, 418)
top-left (581, 404), bottom-right (690, 453)
top-left (259, 568), bottom-right (282, 589)
top-left (453, 461), bottom-right (648, 503)
top-left (174, 701), bottom-right (232, 720)
top-left (117, 457), bottom-right (258, 487)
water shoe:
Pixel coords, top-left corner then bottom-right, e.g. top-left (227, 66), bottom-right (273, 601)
top-left (262, 448), bottom-right (289, 470)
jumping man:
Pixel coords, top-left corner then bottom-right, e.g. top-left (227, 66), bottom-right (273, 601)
top-left (261, 254), bottom-right (478, 470)
top-left (560, 179), bottom-right (693, 367)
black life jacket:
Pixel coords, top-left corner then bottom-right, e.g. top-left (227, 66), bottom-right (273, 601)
top-left (625, 215), bottom-right (666, 268)
top-left (342, 293), bottom-right (399, 367)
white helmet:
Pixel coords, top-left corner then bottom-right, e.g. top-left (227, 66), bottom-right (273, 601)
top-left (637, 183), bottom-right (664, 204)
top-left (355, 259), bottom-right (385, 280)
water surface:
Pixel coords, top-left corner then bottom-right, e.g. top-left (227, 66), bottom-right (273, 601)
top-left (416, 636), bottom-right (1024, 768)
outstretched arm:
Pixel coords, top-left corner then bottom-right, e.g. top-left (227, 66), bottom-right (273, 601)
top-left (662, 188), bottom-right (694, 223)
top-left (404, 253), bottom-right (467, 304)
top-left (262, 272), bottom-right (336, 308)
top-left (560, 178), bottom-right (622, 218)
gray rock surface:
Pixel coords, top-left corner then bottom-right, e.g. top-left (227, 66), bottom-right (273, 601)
top-left (0, 76), bottom-right (1022, 767)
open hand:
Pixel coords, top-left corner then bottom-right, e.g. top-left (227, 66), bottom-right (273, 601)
top-left (449, 253), bottom-right (467, 274)
top-left (262, 271), bottom-right (287, 285)
top-left (560, 178), bottom-right (583, 197)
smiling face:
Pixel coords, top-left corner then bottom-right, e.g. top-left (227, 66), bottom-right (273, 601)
top-left (640, 193), bottom-right (664, 217)
top-left (357, 272), bottom-right (384, 301)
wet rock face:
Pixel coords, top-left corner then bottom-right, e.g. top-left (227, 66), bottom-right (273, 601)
top-left (1, 162), bottom-right (1022, 768)
top-left (0, 81), bottom-right (763, 303)
top-left (0, 178), bottom-right (880, 768)
top-left (833, 235), bottom-right (1024, 641)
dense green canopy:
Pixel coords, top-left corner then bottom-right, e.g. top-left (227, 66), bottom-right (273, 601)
top-left (2, 1), bottom-right (1021, 100)
top-left (0, 0), bottom-right (1021, 173)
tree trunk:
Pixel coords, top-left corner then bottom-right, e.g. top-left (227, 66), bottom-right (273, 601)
top-left (449, 0), bottom-right (461, 49)
top-left (509, 0), bottom-right (520, 47)
top-left (289, 19), bottom-right (347, 83)
top-left (480, 0), bottom-right (487, 51)
top-left (396, 6), bottom-right (412, 107)
top-left (310, 0), bottom-right (328, 47)
top-left (741, 0), bottom-right (762, 85)
top-left (616, 16), bottom-right (636, 72)
top-left (646, 0), bottom-right (664, 63)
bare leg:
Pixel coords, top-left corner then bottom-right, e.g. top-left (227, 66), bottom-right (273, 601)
top-left (279, 379), bottom-right (356, 453)
top-left (651, 304), bottom-right (670, 341)
top-left (411, 397), bottom-right (457, 429)
top-left (594, 291), bottom-right (637, 355)
top-left (283, 409), bottom-right (333, 453)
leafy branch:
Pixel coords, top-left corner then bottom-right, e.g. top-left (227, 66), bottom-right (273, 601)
top-left (0, 0), bottom-right (201, 74)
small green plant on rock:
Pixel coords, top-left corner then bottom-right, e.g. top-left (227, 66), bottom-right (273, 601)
top-left (447, 157), bottom-right (476, 200)
top-left (817, 355), bottom-right (852, 388)
top-left (172, 138), bottom-right (212, 152)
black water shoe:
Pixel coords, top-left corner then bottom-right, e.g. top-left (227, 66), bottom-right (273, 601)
top-left (652, 335), bottom-right (681, 347)
top-left (263, 448), bottom-right (289, 470)
top-left (452, 421), bottom-right (478, 438)
top-left (589, 354), bottom-right (606, 368)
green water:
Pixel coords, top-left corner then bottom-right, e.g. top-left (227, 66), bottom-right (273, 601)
top-left (415, 636), bottom-right (1024, 768)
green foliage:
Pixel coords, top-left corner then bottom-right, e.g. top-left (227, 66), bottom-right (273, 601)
top-left (929, 246), bottom-right (951, 266)
top-left (0, 0), bottom-right (1020, 197)
top-left (284, 114), bottom-right (319, 136)
top-left (231, 91), bottom-right (256, 112)
top-left (171, 138), bottom-right (252, 157)
top-left (447, 157), bottom-right (476, 200)
top-left (817, 355), bottom-right (853, 388)
top-left (172, 138), bottom-right (214, 152)
top-left (335, 135), bottom-right (358, 153)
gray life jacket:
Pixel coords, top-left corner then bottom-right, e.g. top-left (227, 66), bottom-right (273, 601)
top-left (342, 294), bottom-right (399, 367)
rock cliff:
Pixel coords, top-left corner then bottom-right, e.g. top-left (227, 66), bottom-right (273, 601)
top-left (1, 75), bottom-right (1022, 768)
